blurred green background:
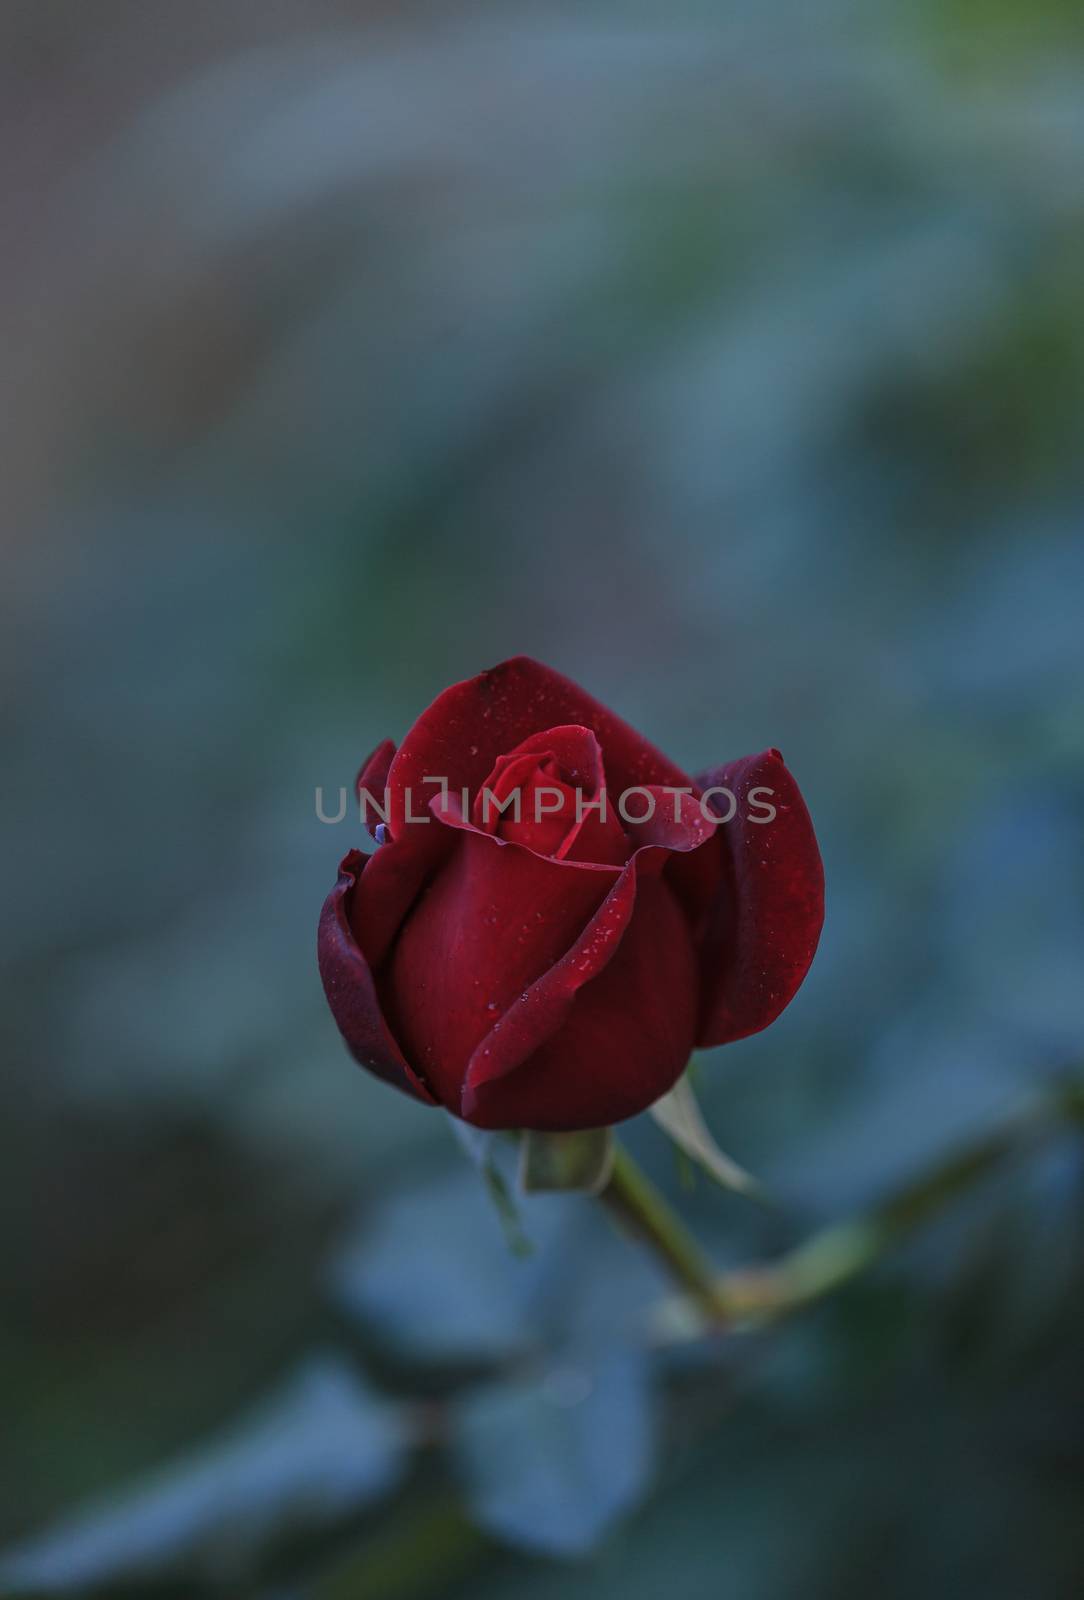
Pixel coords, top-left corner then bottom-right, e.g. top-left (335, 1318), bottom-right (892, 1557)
top-left (2, 1), bottom-right (1084, 1595)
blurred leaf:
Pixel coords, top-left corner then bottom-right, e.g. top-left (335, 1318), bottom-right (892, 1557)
top-left (918, 0), bottom-right (1084, 63)
top-left (519, 1129), bottom-right (614, 1195)
top-left (327, 1170), bottom-right (662, 1367)
top-left (0, 1357), bottom-right (407, 1597)
top-left (328, 1171), bottom-right (540, 1366)
top-left (650, 1075), bottom-right (763, 1200)
top-left (450, 1352), bottom-right (653, 1557)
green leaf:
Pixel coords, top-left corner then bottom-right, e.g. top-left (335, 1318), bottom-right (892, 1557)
top-left (519, 1128), bottom-right (615, 1195)
top-left (650, 1074), bottom-right (765, 1201)
top-left (0, 1357), bottom-right (407, 1597)
top-left (450, 1350), bottom-right (653, 1556)
top-left (328, 1169), bottom-right (661, 1366)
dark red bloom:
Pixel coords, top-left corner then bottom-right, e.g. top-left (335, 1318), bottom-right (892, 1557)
top-left (318, 657), bottom-right (823, 1131)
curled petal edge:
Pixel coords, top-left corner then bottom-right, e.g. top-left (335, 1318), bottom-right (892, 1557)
top-left (318, 849), bottom-right (437, 1105)
top-left (461, 842), bottom-right (675, 1120)
top-left (355, 739), bottom-right (396, 841)
top-left (693, 748), bottom-right (824, 1048)
top-left (386, 656), bottom-right (693, 840)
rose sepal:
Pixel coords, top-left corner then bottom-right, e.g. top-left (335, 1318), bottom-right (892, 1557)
top-left (518, 1127), bottom-right (616, 1195)
top-left (649, 1067), bottom-right (766, 1203)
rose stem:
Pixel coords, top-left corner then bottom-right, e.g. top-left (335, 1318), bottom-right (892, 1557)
top-left (716, 1073), bottom-right (1084, 1325)
top-left (599, 1142), bottom-right (735, 1327)
top-left (600, 1076), bottom-right (1084, 1338)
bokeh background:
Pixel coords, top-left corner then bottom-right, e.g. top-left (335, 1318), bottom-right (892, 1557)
top-left (3, 2), bottom-right (1084, 1595)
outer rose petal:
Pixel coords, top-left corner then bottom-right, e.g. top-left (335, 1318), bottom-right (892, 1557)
top-left (350, 822), bottom-right (453, 968)
top-left (694, 750), bottom-right (824, 1047)
top-left (385, 657), bottom-right (692, 840)
top-left (355, 739), bottom-right (396, 840)
top-left (622, 785), bottom-right (716, 853)
top-left (464, 865), bottom-right (698, 1131)
top-left (318, 850), bottom-right (437, 1105)
top-left (383, 828), bottom-right (620, 1113)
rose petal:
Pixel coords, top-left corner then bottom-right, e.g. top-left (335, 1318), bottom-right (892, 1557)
top-left (621, 785), bottom-right (717, 853)
top-left (434, 780), bottom-right (628, 870)
top-left (318, 850), bottom-right (437, 1104)
top-left (491, 763), bottom-right (580, 859)
top-left (557, 788), bottom-right (630, 867)
top-left (350, 823), bottom-right (452, 968)
top-left (472, 725), bottom-right (629, 866)
top-left (620, 787), bottom-right (723, 933)
top-left (464, 868), bottom-right (698, 1131)
top-left (355, 740), bottom-right (396, 840)
top-left (386, 657), bottom-right (692, 840)
top-left (483, 725), bottom-right (607, 797)
top-left (471, 750), bottom-right (545, 836)
top-left (384, 828), bottom-right (622, 1113)
top-left (693, 749), bottom-right (824, 1046)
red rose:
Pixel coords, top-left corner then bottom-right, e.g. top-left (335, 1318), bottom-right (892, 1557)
top-left (318, 657), bottom-right (823, 1132)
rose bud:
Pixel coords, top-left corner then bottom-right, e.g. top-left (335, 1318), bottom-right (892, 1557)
top-left (318, 657), bottom-right (823, 1132)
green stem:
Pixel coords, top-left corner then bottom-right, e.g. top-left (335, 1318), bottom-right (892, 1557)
top-left (601, 1077), bottom-right (1084, 1340)
top-left (727, 1075), bottom-right (1084, 1323)
top-left (599, 1143), bottom-right (735, 1326)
